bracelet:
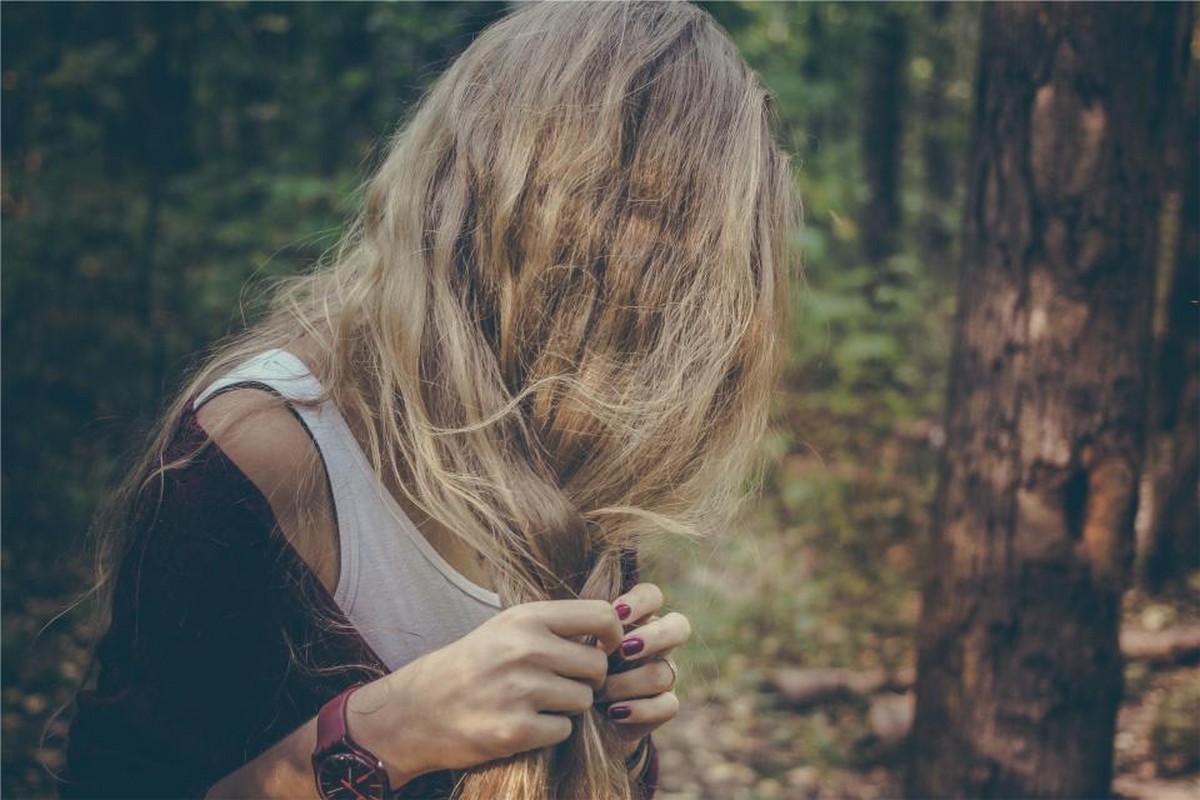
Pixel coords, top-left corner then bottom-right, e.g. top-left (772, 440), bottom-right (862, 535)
top-left (624, 735), bottom-right (651, 773)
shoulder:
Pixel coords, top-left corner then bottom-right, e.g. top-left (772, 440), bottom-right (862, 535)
top-left (193, 388), bottom-right (317, 502)
top-left (193, 387), bottom-right (340, 594)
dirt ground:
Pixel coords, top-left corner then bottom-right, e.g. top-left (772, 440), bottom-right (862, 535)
top-left (649, 665), bottom-right (1200, 799)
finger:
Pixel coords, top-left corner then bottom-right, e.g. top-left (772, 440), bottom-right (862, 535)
top-left (597, 656), bottom-right (676, 702)
top-left (613, 583), bottom-right (664, 627)
top-left (523, 600), bottom-right (624, 654)
top-left (616, 611), bottom-right (690, 662)
top-left (604, 691), bottom-right (680, 726)
top-left (533, 675), bottom-right (596, 715)
top-left (540, 638), bottom-right (610, 689)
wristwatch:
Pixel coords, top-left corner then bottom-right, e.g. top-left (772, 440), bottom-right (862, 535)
top-left (312, 683), bottom-right (393, 800)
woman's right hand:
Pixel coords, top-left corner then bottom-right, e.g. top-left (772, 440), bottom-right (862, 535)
top-left (350, 599), bottom-right (626, 784)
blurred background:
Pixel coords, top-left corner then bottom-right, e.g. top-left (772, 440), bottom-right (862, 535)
top-left (3, 3), bottom-right (1196, 798)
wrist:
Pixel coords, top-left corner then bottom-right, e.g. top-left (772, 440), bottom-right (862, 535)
top-left (346, 677), bottom-right (428, 790)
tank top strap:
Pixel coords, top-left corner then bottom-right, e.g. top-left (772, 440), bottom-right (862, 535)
top-left (192, 348), bottom-right (375, 611)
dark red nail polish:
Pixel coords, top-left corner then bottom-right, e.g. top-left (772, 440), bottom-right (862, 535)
top-left (615, 602), bottom-right (632, 621)
top-left (608, 704), bottom-right (632, 720)
top-left (620, 637), bottom-right (644, 657)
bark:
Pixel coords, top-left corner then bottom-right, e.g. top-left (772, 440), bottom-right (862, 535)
top-left (1140, 9), bottom-right (1200, 591)
top-left (860, 7), bottom-right (907, 266)
top-left (907, 4), bottom-right (1181, 797)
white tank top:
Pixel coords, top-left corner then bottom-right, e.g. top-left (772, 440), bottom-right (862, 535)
top-left (194, 348), bottom-right (501, 672)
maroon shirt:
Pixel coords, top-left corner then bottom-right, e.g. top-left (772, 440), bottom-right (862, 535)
top-left (63, 405), bottom-right (657, 798)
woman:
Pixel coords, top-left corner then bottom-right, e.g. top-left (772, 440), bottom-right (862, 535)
top-left (63, 2), bottom-right (796, 798)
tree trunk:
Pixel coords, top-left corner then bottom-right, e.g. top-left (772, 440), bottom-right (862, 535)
top-left (1139, 8), bottom-right (1199, 592)
top-left (908, 4), bottom-right (1181, 797)
top-left (860, 6), bottom-right (906, 266)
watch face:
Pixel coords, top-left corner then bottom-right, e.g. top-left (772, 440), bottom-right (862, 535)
top-left (316, 751), bottom-right (387, 800)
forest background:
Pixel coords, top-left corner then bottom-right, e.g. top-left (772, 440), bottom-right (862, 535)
top-left (2, 3), bottom-right (1196, 798)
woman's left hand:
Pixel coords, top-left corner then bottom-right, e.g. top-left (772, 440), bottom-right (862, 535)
top-left (597, 582), bottom-right (690, 747)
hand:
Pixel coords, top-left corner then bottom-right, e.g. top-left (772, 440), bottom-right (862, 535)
top-left (353, 599), bottom-right (625, 783)
top-left (597, 583), bottom-right (690, 749)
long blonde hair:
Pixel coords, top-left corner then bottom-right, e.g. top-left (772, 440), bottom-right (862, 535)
top-left (95, 2), bottom-right (797, 798)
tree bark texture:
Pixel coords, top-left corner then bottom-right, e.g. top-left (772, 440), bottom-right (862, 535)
top-left (908, 4), bottom-right (1181, 798)
top-left (1140, 8), bottom-right (1199, 592)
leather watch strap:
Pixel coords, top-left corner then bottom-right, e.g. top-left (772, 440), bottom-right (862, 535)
top-left (316, 682), bottom-right (363, 753)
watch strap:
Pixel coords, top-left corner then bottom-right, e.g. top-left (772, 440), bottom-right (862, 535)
top-left (313, 683), bottom-right (395, 800)
top-left (316, 682), bottom-right (363, 754)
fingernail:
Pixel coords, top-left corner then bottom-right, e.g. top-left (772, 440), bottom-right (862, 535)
top-left (608, 704), bottom-right (632, 720)
top-left (615, 602), bottom-right (632, 621)
top-left (620, 637), bottom-right (644, 657)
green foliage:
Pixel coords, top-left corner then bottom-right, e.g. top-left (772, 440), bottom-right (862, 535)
top-left (2, 3), bottom-right (501, 562)
top-left (3, 2), bottom-right (979, 556)
top-left (0, 3), bottom-right (990, 795)
top-left (4, 0), bottom-right (977, 682)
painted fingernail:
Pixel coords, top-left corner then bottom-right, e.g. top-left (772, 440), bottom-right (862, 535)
top-left (608, 704), bottom-right (632, 720)
top-left (615, 602), bottom-right (632, 621)
top-left (620, 637), bottom-right (644, 657)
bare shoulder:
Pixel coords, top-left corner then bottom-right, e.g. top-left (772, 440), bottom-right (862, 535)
top-left (195, 388), bottom-right (314, 496)
top-left (195, 388), bottom-right (340, 593)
